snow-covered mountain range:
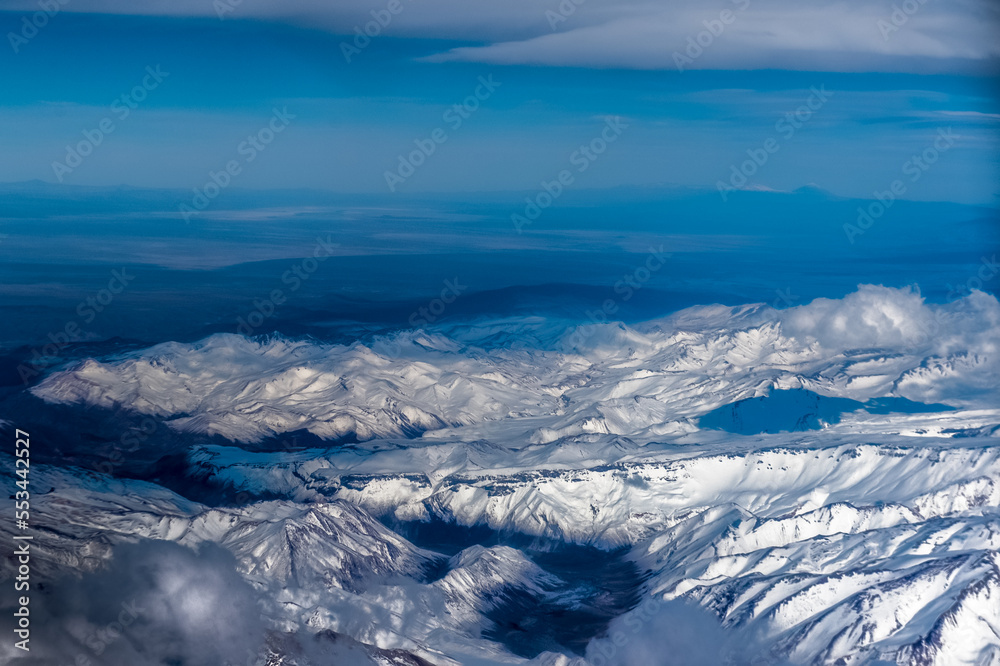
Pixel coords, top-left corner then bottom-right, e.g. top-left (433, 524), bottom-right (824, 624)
top-left (7, 285), bottom-right (1000, 665)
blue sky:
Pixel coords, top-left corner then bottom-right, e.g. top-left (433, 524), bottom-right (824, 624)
top-left (0, 1), bottom-right (998, 204)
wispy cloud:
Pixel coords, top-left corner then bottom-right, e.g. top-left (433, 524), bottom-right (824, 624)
top-left (2, 0), bottom-right (997, 72)
top-left (424, 0), bottom-right (1000, 73)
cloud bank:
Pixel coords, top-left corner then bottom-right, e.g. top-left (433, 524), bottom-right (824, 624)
top-left (1, 0), bottom-right (997, 72)
top-left (2, 541), bottom-right (268, 666)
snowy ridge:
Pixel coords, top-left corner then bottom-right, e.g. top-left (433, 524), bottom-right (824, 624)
top-left (187, 441), bottom-right (1000, 544)
top-left (0, 463), bottom-right (435, 591)
top-left (31, 287), bottom-right (1000, 445)
top-left (11, 286), bottom-right (1000, 664)
top-left (640, 493), bottom-right (1000, 663)
top-left (182, 438), bottom-right (1000, 664)
top-left (9, 436), bottom-right (999, 663)
top-left (0, 459), bottom-right (533, 665)
top-left (30, 333), bottom-right (567, 443)
top-left (433, 545), bottom-right (567, 631)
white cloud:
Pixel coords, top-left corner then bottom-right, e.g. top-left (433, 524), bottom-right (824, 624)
top-left (777, 284), bottom-right (936, 349)
top-left (1, 0), bottom-right (997, 72)
top-left (426, 0), bottom-right (1000, 73)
